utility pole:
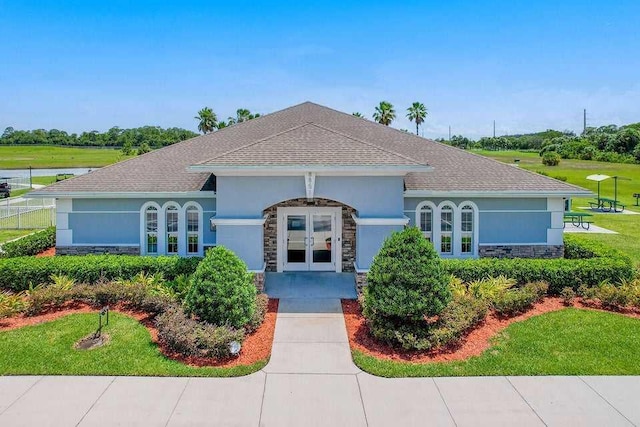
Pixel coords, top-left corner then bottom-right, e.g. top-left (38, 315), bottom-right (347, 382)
top-left (448, 126), bottom-right (451, 141)
top-left (493, 120), bottom-right (496, 138)
top-left (583, 109), bottom-right (587, 134)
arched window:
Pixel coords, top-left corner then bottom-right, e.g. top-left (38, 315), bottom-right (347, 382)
top-left (415, 201), bottom-right (437, 243)
top-left (186, 205), bottom-right (200, 255)
top-left (166, 205), bottom-right (179, 255)
top-left (145, 205), bottom-right (158, 255)
top-left (419, 205), bottom-right (433, 241)
top-left (460, 205), bottom-right (474, 254)
top-left (440, 205), bottom-right (454, 255)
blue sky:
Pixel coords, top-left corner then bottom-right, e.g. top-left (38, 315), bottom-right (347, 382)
top-left (1, 0), bottom-right (639, 139)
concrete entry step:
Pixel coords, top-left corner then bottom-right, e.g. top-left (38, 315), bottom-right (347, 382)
top-left (265, 272), bottom-right (357, 299)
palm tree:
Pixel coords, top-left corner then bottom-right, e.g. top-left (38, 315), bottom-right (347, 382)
top-left (352, 112), bottom-right (364, 118)
top-left (194, 107), bottom-right (217, 134)
top-left (372, 101), bottom-right (396, 126)
top-left (406, 102), bottom-right (428, 135)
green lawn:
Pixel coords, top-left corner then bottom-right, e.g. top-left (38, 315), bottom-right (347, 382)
top-left (0, 146), bottom-right (131, 169)
top-left (0, 209), bottom-right (54, 229)
top-left (474, 150), bottom-right (640, 266)
top-left (0, 312), bottom-right (265, 377)
top-left (0, 229), bottom-right (36, 244)
top-left (353, 308), bottom-right (640, 377)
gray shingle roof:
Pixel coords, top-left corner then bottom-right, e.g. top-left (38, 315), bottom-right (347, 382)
top-left (34, 102), bottom-right (589, 195)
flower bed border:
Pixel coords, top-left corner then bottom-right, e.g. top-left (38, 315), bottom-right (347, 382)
top-left (342, 297), bottom-right (640, 364)
top-left (0, 299), bottom-right (279, 368)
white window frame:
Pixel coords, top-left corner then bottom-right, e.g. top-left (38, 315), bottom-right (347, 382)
top-left (438, 202), bottom-right (455, 255)
top-left (163, 202), bottom-right (181, 255)
top-left (140, 201), bottom-right (162, 255)
top-left (415, 201), bottom-right (437, 244)
top-left (457, 201), bottom-right (479, 257)
top-left (183, 201), bottom-right (204, 257)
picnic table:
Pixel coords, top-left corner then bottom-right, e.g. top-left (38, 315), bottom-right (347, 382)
top-left (564, 211), bottom-right (593, 230)
top-left (588, 197), bottom-right (625, 213)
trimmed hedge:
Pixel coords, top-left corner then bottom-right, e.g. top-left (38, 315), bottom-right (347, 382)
top-left (0, 227), bottom-right (55, 258)
top-left (0, 255), bottom-right (201, 291)
top-left (443, 236), bottom-right (634, 294)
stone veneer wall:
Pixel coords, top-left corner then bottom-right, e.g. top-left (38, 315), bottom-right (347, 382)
top-left (263, 198), bottom-right (356, 272)
top-left (253, 272), bottom-right (265, 292)
top-left (478, 244), bottom-right (564, 258)
top-left (56, 246), bottom-right (140, 255)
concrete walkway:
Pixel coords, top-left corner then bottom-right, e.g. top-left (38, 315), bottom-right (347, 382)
top-left (1, 274), bottom-right (639, 426)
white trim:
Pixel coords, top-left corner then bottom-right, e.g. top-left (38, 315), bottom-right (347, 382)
top-left (248, 263), bottom-right (267, 274)
top-left (162, 201), bottom-right (182, 256)
top-left (210, 215), bottom-right (268, 226)
top-left (404, 190), bottom-right (592, 198)
top-left (188, 165), bottom-right (433, 176)
top-left (414, 201), bottom-right (437, 243)
top-left (458, 201), bottom-right (480, 257)
top-left (547, 228), bottom-right (564, 246)
top-left (438, 201), bottom-right (456, 255)
top-left (140, 202), bottom-right (162, 256)
top-left (354, 263), bottom-right (368, 274)
top-left (277, 207), bottom-right (342, 273)
top-left (183, 201), bottom-right (204, 257)
top-left (56, 199), bottom-right (73, 213)
top-left (351, 214), bottom-right (409, 226)
top-left (28, 191), bottom-right (216, 199)
top-left (305, 172), bottom-right (316, 201)
top-left (57, 229), bottom-right (73, 246)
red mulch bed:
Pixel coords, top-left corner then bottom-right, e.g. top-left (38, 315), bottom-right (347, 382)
top-left (35, 247), bottom-right (55, 257)
top-left (0, 299), bottom-right (279, 369)
top-left (342, 297), bottom-right (640, 364)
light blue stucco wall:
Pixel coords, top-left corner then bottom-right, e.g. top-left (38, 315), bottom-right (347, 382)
top-left (216, 176), bottom-right (404, 217)
top-left (404, 197), bottom-right (551, 244)
top-left (215, 175), bottom-right (405, 270)
top-left (69, 197), bottom-right (216, 246)
top-left (356, 224), bottom-right (403, 269)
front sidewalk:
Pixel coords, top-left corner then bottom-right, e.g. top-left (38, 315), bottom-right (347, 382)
top-left (0, 289), bottom-right (639, 426)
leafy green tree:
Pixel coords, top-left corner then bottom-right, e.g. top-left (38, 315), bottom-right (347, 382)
top-left (185, 246), bottom-right (257, 328)
top-left (137, 142), bottom-right (151, 155)
top-left (372, 101), bottom-right (396, 126)
top-left (362, 227), bottom-right (451, 349)
top-left (352, 112), bottom-right (364, 118)
top-left (195, 107), bottom-right (217, 134)
top-left (406, 102), bottom-right (428, 135)
top-left (121, 141), bottom-right (134, 156)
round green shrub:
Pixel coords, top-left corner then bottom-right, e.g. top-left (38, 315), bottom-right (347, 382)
top-left (363, 227), bottom-right (451, 322)
top-left (542, 151), bottom-right (561, 166)
top-left (184, 246), bottom-right (256, 328)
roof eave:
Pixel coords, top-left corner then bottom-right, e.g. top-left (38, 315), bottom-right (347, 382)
top-left (188, 164), bottom-right (433, 176)
top-left (26, 191), bottom-right (217, 199)
top-left (403, 189), bottom-right (594, 198)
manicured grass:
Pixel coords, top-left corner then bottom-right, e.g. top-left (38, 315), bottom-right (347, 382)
top-left (0, 146), bottom-right (131, 169)
top-left (475, 149), bottom-right (640, 266)
top-left (353, 308), bottom-right (640, 377)
top-left (0, 229), bottom-right (36, 244)
top-left (0, 312), bottom-right (265, 377)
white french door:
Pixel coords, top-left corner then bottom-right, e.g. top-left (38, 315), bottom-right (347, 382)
top-left (277, 207), bottom-right (342, 272)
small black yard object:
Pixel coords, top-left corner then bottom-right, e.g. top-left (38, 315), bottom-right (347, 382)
top-left (74, 306), bottom-right (110, 350)
top-left (633, 193), bottom-right (640, 206)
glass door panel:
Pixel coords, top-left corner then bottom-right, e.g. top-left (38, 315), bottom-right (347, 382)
top-left (310, 213), bottom-right (335, 271)
top-left (285, 214), bottom-right (308, 270)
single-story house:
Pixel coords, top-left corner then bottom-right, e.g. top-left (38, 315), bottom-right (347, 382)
top-left (31, 102), bottom-right (591, 288)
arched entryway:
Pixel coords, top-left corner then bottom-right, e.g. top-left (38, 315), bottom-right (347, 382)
top-left (263, 198), bottom-right (356, 272)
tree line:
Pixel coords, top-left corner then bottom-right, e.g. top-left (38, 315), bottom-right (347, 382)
top-left (440, 123), bottom-right (640, 164)
top-left (0, 126), bottom-right (198, 149)
top-left (352, 101), bottom-right (428, 135)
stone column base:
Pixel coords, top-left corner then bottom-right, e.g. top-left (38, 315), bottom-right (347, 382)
top-left (355, 272), bottom-right (367, 296)
top-left (56, 246), bottom-right (140, 256)
top-left (253, 272), bottom-right (265, 293)
top-left (479, 245), bottom-right (564, 258)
